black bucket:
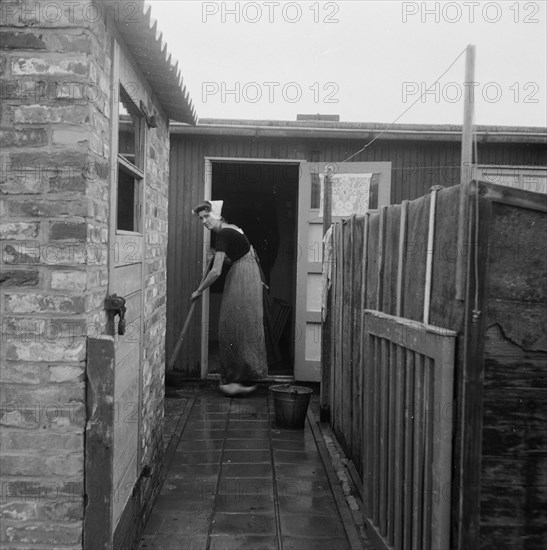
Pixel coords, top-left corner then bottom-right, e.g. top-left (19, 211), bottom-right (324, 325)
top-left (270, 384), bottom-right (313, 429)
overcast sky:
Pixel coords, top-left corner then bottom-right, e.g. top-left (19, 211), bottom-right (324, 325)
top-left (148, 0), bottom-right (546, 127)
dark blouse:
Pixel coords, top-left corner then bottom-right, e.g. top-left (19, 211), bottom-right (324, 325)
top-left (215, 227), bottom-right (250, 262)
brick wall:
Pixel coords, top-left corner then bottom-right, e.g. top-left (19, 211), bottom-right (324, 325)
top-left (1, 1), bottom-right (170, 547)
top-left (142, 106), bottom-right (169, 473)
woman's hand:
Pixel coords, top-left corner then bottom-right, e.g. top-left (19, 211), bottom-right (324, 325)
top-left (191, 290), bottom-right (202, 301)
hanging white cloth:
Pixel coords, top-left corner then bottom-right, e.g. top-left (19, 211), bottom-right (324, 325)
top-left (321, 224), bottom-right (334, 322)
top-left (319, 173), bottom-right (372, 217)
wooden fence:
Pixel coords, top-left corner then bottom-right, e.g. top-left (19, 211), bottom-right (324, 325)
top-left (325, 181), bottom-right (547, 550)
top-left (363, 311), bottom-right (456, 550)
top-left (327, 188), bottom-right (460, 549)
top-left (327, 188), bottom-right (459, 549)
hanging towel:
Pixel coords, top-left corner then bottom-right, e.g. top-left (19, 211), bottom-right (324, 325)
top-left (319, 173), bottom-right (372, 217)
top-left (322, 224), bottom-right (334, 322)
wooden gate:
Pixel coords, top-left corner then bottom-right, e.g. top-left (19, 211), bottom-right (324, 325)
top-left (362, 310), bottom-right (456, 550)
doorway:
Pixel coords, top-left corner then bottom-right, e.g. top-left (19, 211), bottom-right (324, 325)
top-left (207, 161), bottom-right (299, 378)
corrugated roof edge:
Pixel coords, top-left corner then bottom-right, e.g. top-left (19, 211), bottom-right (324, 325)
top-left (107, 0), bottom-right (197, 125)
top-left (170, 119), bottom-right (547, 143)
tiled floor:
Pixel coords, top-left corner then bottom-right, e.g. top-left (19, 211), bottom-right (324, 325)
top-left (138, 385), bottom-right (363, 550)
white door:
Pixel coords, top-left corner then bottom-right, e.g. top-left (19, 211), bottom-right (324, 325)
top-left (295, 161), bottom-right (392, 381)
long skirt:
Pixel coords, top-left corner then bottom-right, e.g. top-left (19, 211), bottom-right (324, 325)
top-left (218, 250), bottom-right (268, 383)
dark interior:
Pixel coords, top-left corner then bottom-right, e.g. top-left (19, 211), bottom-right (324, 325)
top-left (209, 161), bottom-right (299, 376)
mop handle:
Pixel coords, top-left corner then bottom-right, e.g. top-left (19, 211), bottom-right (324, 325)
top-left (167, 256), bottom-right (214, 369)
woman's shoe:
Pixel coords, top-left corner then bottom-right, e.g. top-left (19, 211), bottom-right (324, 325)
top-left (219, 383), bottom-right (258, 396)
top-left (236, 384), bottom-right (257, 395)
top-left (219, 383), bottom-right (239, 396)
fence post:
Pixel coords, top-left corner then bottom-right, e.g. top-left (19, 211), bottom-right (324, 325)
top-left (320, 166), bottom-right (333, 422)
top-left (456, 44), bottom-right (476, 300)
top-left (396, 200), bottom-right (409, 317)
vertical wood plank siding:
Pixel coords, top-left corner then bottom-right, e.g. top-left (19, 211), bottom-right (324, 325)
top-left (167, 133), bottom-right (543, 375)
top-left (328, 182), bottom-right (546, 550)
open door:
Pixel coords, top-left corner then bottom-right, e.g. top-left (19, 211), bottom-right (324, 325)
top-left (295, 161), bottom-right (392, 381)
top-left (203, 159), bottom-right (300, 380)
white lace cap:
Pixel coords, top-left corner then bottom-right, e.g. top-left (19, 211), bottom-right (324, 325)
top-left (209, 200), bottom-right (223, 220)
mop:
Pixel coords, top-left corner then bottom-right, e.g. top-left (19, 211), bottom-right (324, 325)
top-left (167, 256), bottom-right (213, 370)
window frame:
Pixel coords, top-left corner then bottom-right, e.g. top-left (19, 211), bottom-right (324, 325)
top-left (116, 85), bottom-right (145, 234)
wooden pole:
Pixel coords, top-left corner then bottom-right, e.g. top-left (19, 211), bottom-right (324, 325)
top-left (424, 187), bottom-right (441, 325)
top-left (320, 166), bottom-right (333, 422)
top-left (396, 200), bottom-right (409, 317)
top-left (167, 257), bottom-right (213, 370)
top-left (455, 44), bottom-right (476, 300)
top-left (323, 166), bottom-right (333, 237)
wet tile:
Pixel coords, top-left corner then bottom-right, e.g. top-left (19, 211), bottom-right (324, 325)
top-left (160, 476), bottom-right (212, 491)
top-left (154, 478), bottom-right (217, 510)
top-left (277, 494), bottom-right (339, 516)
top-left (215, 492), bottom-right (275, 514)
top-left (152, 495), bottom-right (213, 514)
top-left (231, 411), bottom-right (271, 421)
top-left (232, 396), bottom-right (259, 410)
top-left (189, 412), bottom-right (228, 421)
top-left (140, 511), bottom-right (165, 534)
top-left (177, 439), bottom-right (224, 452)
top-left (223, 450), bottom-right (271, 463)
top-left (168, 463), bottom-right (220, 478)
top-left (228, 420), bottom-right (270, 430)
top-left (181, 429), bottom-right (226, 440)
top-left (211, 513), bottom-right (276, 536)
top-left (193, 403), bottom-right (232, 416)
top-left (279, 514), bottom-right (347, 538)
top-left (216, 479), bottom-right (275, 514)
top-left (208, 535), bottom-right (278, 549)
top-left (139, 534), bottom-right (208, 550)
top-left (185, 420), bottom-right (227, 430)
top-left (224, 438), bottom-right (270, 450)
top-left (143, 511), bottom-right (211, 535)
top-left (143, 390), bottom-right (356, 550)
top-left (222, 462), bottom-right (273, 478)
top-left (175, 450), bottom-right (222, 464)
top-left (282, 536), bottom-right (350, 550)
top-left (224, 428), bottom-right (270, 439)
top-left (274, 449), bottom-right (323, 464)
top-left (167, 475), bottom-right (219, 489)
top-left (217, 478), bottom-right (275, 499)
top-left (271, 428), bottom-right (312, 440)
top-left (194, 394), bottom-right (224, 405)
top-left (275, 463), bottom-right (327, 480)
top-left (270, 439), bottom-right (317, 452)
top-left (161, 514), bottom-right (210, 536)
top-left (276, 479), bottom-right (332, 499)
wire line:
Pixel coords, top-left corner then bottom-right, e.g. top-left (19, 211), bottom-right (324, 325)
top-left (343, 47), bottom-right (469, 162)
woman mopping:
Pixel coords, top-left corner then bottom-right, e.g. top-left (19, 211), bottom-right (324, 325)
top-left (191, 200), bottom-right (267, 396)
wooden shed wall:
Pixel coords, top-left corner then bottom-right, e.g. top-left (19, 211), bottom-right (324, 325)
top-left (167, 133), bottom-right (544, 376)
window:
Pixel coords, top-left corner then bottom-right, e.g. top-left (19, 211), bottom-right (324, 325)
top-left (311, 173), bottom-right (321, 209)
top-left (368, 173), bottom-right (379, 210)
top-left (117, 86), bottom-right (144, 232)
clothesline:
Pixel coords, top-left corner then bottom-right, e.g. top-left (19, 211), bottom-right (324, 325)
top-left (342, 46), bottom-right (469, 162)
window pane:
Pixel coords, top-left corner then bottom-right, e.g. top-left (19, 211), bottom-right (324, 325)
top-left (369, 173), bottom-right (379, 209)
top-left (117, 168), bottom-right (136, 231)
top-left (116, 85), bottom-right (143, 233)
top-left (118, 87), bottom-right (140, 167)
top-left (311, 173), bottom-right (320, 209)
